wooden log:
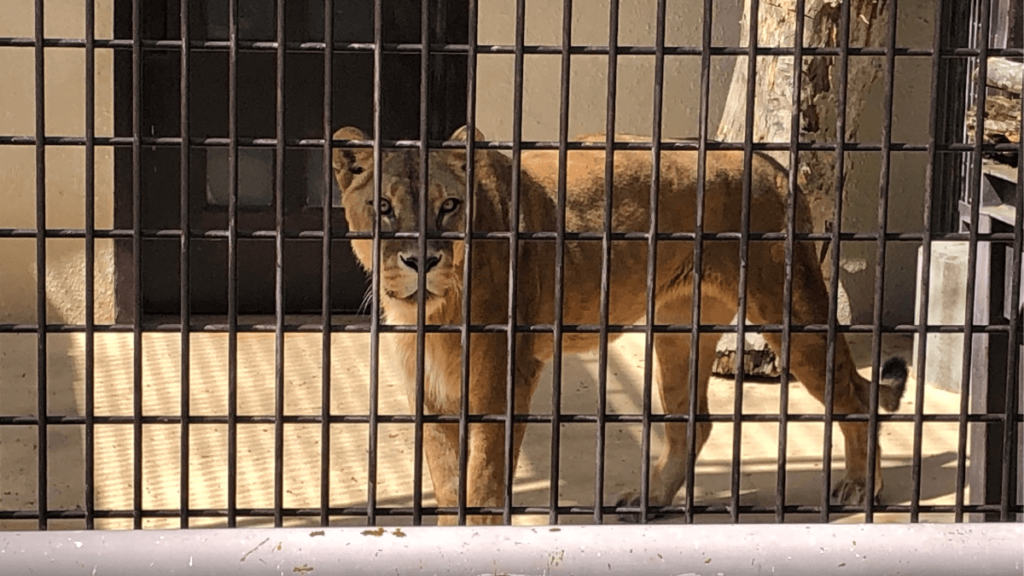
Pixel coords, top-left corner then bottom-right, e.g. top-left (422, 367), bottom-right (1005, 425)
top-left (713, 0), bottom-right (889, 378)
top-left (966, 94), bottom-right (1023, 145)
top-left (975, 57), bottom-right (1023, 95)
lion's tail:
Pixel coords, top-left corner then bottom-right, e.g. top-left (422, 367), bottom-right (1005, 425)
top-left (878, 356), bottom-right (909, 412)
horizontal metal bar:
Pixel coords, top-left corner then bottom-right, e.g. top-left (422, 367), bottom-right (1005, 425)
top-left (1, 227), bottom-right (1021, 244)
top-left (1, 322), bottom-right (1018, 334)
top-left (1, 36), bottom-right (1022, 58)
top-left (1, 412), bottom-right (1018, 426)
top-left (0, 503), bottom-right (1020, 521)
top-left (2, 228), bottom-right (1021, 245)
top-left (2, 135), bottom-right (1021, 154)
top-left (0, 524), bottom-right (1019, 576)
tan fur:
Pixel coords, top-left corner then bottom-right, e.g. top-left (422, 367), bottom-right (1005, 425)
top-left (333, 127), bottom-right (907, 525)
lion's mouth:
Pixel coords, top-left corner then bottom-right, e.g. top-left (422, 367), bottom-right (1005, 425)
top-left (384, 288), bottom-right (439, 304)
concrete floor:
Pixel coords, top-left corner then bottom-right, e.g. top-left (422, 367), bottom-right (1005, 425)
top-left (0, 324), bottom-right (967, 530)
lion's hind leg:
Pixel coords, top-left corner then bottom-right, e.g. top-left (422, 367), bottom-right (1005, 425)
top-left (744, 241), bottom-right (907, 506)
top-left (614, 291), bottom-right (731, 522)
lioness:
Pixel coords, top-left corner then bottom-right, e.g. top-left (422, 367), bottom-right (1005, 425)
top-left (332, 126), bottom-right (908, 525)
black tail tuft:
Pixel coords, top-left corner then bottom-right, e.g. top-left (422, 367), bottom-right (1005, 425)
top-left (879, 356), bottom-right (909, 412)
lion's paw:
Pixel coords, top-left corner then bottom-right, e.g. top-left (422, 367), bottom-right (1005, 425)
top-left (612, 492), bottom-right (668, 524)
top-left (830, 477), bottom-right (881, 507)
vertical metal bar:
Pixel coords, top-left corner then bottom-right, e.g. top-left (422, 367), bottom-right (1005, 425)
top-left (84, 0), bottom-right (96, 531)
top-left (999, 70), bottom-right (1024, 523)
top-left (34, 0), bottom-right (47, 533)
top-left (594, 0), bottom-right (619, 525)
top-left (685, 0), bottom-right (715, 525)
top-left (776, 0), bottom-right (806, 524)
top-left (226, 0), bottom-right (239, 529)
top-left (179, 0), bottom-right (192, 530)
top-left (131, 0), bottom-right (144, 531)
top-left (821, 0), bottom-right (853, 525)
top-left (549, 0), bottom-right (572, 526)
top-left (273, 0), bottom-right (286, 530)
top-left (320, 0), bottom-right (334, 529)
top-left (413, 0), bottom-right (430, 528)
top-left (367, 0), bottom-right (384, 527)
top-left (911, 0), bottom-right (945, 524)
top-left (503, 0), bottom-right (527, 527)
top-left (638, 0), bottom-right (668, 526)
top-left (457, 0), bottom-right (479, 526)
top-left (731, 0), bottom-right (760, 525)
top-left (864, 0), bottom-right (900, 523)
top-left (955, 0), bottom-right (991, 523)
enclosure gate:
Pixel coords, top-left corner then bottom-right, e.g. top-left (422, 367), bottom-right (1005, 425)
top-left (0, 0), bottom-right (1021, 574)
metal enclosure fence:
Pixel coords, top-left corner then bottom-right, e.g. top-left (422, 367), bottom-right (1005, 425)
top-left (0, 0), bottom-right (1020, 541)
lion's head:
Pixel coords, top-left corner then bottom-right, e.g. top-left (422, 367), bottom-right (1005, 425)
top-left (332, 125), bottom-right (486, 317)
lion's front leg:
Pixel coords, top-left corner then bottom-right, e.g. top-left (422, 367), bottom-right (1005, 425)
top-left (423, 420), bottom-right (510, 526)
top-left (422, 422), bottom-right (461, 525)
top-left (423, 338), bottom-right (542, 526)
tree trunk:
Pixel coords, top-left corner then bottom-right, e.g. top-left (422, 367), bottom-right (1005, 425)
top-left (712, 0), bottom-right (890, 378)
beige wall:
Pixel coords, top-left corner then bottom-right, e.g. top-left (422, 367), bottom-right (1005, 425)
top-left (839, 3), bottom-right (934, 325)
top-left (475, 0), bottom-right (741, 143)
top-left (1, 0), bottom-right (934, 327)
top-left (1, 0), bottom-right (117, 326)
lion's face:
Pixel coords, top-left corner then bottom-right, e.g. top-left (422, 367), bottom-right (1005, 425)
top-left (333, 126), bottom-right (474, 316)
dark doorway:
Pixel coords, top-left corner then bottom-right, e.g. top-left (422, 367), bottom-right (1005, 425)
top-left (113, 0), bottom-right (468, 320)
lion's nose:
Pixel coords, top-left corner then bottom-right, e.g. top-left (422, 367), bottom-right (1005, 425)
top-left (400, 253), bottom-right (441, 273)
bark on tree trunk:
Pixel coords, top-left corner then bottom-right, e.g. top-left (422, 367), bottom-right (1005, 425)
top-left (712, 0), bottom-right (890, 378)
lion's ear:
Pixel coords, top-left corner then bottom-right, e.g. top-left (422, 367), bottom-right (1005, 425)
top-left (331, 127), bottom-right (372, 192)
top-left (449, 125), bottom-right (485, 143)
top-left (447, 125), bottom-right (486, 175)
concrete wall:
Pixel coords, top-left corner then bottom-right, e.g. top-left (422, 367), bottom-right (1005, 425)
top-left (474, 0), bottom-right (740, 144)
top-left (0, 0), bottom-right (936, 327)
top-left (0, 0), bottom-right (117, 327)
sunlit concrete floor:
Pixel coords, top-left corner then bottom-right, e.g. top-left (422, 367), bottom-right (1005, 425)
top-left (0, 323), bottom-right (969, 530)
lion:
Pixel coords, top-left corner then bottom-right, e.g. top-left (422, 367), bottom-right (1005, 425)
top-left (332, 125), bottom-right (908, 525)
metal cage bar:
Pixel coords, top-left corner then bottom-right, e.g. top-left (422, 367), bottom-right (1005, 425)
top-left (731, 0), bottom-right (761, 525)
top-left (684, 0), bottom-right (716, 526)
top-left (178, 0), bottom-right (193, 531)
top-left (864, 0), bottom-right (902, 523)
top-left (636, 0), bottom-right (669, 526)
top-left (83, 0), bottom-right (98, 532)
top-left (272, 0), bottom-right (286, 530)
top-left (1001, 77), bottom-right (1024, 522)
top-left (366, 0), bottom-right (385, 527)
top-left (33, 0), bottom-right (48, 533)
top-left (775, 0), bottom-right (807, 524)
top-left (457, 0), bottom-right (480, 525)
top-left (412, 0), bottom-right (430, 528)
top-left (3, 35), bottom-right (1023, 57)
top-left (502, 0), bottom-right (528, 527)
top-left (320, 0), bottom-right (335, 530)
top-left (595, 0), bottom-right (621, 525)
top-left (955, 0), bottom-right (993, 523)
top-left (547, 0), bottom-right (573, 526)
top-left (3, 137), bottom-right (1023, 152)
top-left (821, 0), bottom-right (853, 524)
top-left (130, 0), bottom-right (144, 532)
top-left (910, 0), bottom-right (946, 524)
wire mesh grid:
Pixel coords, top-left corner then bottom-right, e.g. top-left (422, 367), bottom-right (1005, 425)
top-left (0, 0), bottom-right (1020, 531)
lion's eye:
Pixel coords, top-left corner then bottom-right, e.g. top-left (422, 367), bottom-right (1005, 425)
top-left (439, 198), bottom-right (461, 216)
top-left (368, 198), bottom-right (393, 216)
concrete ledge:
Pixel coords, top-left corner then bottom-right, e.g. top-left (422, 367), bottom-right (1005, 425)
top-left (0, 523), bottom-right (1020, 576)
